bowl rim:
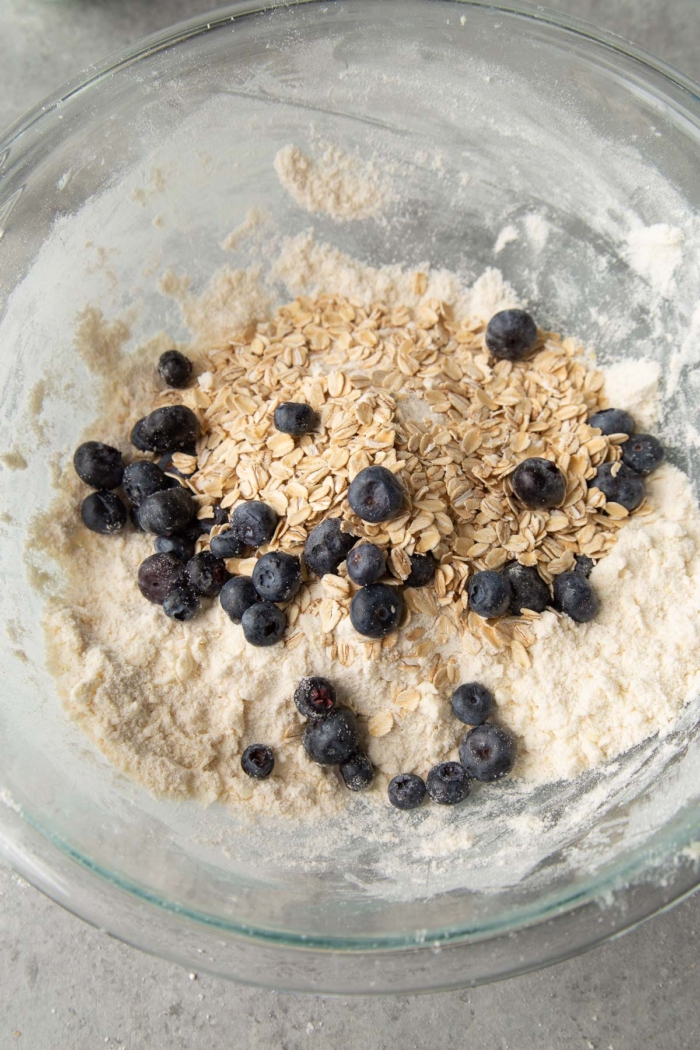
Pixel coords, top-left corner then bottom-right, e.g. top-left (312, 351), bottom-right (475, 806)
top-left (2, 0), bottom-right (700, 991)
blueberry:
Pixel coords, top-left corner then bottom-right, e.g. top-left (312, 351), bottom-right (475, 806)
top-left (213, 505), bottom-right (229, 526)
top-left (122, 460), bottom-right (174, 505)
top-left (81, 491), bottom-right (127, 534)
top-left (158, 349), bottom-right (192, 389)
top-left (502, 561), bottom-right (550, 615)
top-left (621, 433), bottom-right (664, 476)
top-left (426, 762), bottom-right (471, 805)
top-left (130, 506), bottom-right (145, 532)
top-left (229, 501), bottom-right (277, 548)
top-left (553, 571), bottom-right (599, 623)
top-left (178, 518), bottom-right (210, 544)
top-left (210, 527), bottom-right (247, 560)
top-left (350, 583), bottom-right (403, 638)
top-left (340, 751), bottom-right (374, 791)
top-left (252, 551), bottom-right (302, 602)
top-left (137, 552), bottom-right (186, 604)
top-left (158, 450), bottom-right (197, 478)
top-left (73, 441), bottom-right (124, 490)
top-left (138, 486), bottom-right (196, 535)
top-left (346, 543), bottom-right (386, 586)
top-left (459, 724), bottom-right (517, 782)
top-left (294, 677), bottom-right (337, 720)
top-left (134, 405), bottom-right (200, 453)
top-left (185, 551), bottom-right (228, 597)
top-left (451, 683), bottom-right (494, 726)
top-left (574, 554), bottom-right (594, 578)
top-left (348, 465), bottom-right (404, 523)
top-left (302, 707), bottom-right (360, 765)
top-left (274, 402), bottom-right (317, 436)
top-left (512, 457), bottom-right (566, 509)
top-left (588, 408), bottom-right (635, 437)
top-left (388, 773), bottom-right (426, 810)
top-left (162, 586), bottom-right (200, 621)
top-left (241, 601), bottom-right (286, 646)
top-left (241, 743), bottom-right (274, 780)
top-left (404, 552), bottom-right (437, 588)
top-left (154, 534), bottom-right (195, 562)
top-left (130, 418), bottom-right (153, 453)
top-left (304, 518), bottom-right (357, 576)
top-left (590, 462), bottom-right (645, 512)
top-left (485, 309), bottom-right (538, 361)
top-left (468, 570), bottom-right (512, 618)
top-left (219, 576), bottom-right (261, 623)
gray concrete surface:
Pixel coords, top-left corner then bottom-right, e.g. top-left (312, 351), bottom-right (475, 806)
top-left (1, 0), bottom-right (700, 1046)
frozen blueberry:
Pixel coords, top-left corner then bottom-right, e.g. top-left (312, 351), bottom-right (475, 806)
top-left (138, 486), bottom-right (196, 535)
top-left (122, 460), bottom-right (174, 506)
top-left (130, 418), bottom-right (153, 453)
top-left (219, 576), bottom-right (261, 623)
top-left (185, 551), bottom-right (229, 597)
top-left (212, 505), bottom-right (229, 526)
top-left (459, 724), bottom-right (517, 782)
top-left (274, 402), bottom-right (317, 436)
top-left (158, 349), bottom-right (192, 389)
top-left (388, 773), bottom-right (426, 811)
top-left (485, 309), bottom-right (538, 361)
top-left (252, 551), bottom-right (302, 602)
top-left (340, 751), bottom-right (374, 792)
top-left (130, 506), bottom-right (145, 532)
top-left (162, 586), bottom-right (200, 621)
top-left (294, 677), bottom-right (337, 721)
top-left (134, 405), bottom-right (200, 453)
top-left (158, 450), bottom-right (197, 478)
top-left (350, 583), bottom-right (403, 638)
top-left (574, 554), bottom-right (594, 578)
top-left (241, 744), bottom-right (274, 780)
top-left (210, 527), bottom-right (247, 560)
top-left (512, 457), bottom-right (566, 509)
top-left (137, 552), bottom-right (186, 604)
top-left (621, 433), bottom-right (664, 476)
top-left (81, 491), bottom-right (127, 534)
top-left (451, 683), bottom-right (494, 726)
top-left (229, 501), bottom-right (277, 548)
top-left (154, 534), bottom-right (195, 563)
top-left (73, 441), bottom-right (124, 490)
top-left (468, 570), bottom-right (512, 618)
top-left (348, 465), bottom-right (404, 523)
top-left (241, 601), bottom-right (286, 646)
top-left (304, 518), bottom-right (357, 576)
top-left (426, 762), bottom-right (471, 805)
top-left (553, 571), bottom-right (599, 623)
top-left (588, 408), bottom-right (635, 437)
top-left (346, 543), bottom-right (386, 586)
top-left (178, 517), bottom-right (210, 544)
top-left (590, 461), bottom-right (645, 512)
top-left (502, 561), bottom-right (550, 615)
top-left (303, 707), bottom-right (360, 765)
top-left (405, 552), bottom-right (437, 589)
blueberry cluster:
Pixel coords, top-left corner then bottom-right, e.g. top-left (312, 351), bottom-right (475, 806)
top-left (388, 682), bottom-right (517, 810)
top-left (294, 677), bottom-right (374, 791)
top-left (219, 537), bottom-right (301, 648)
top-left (588, 408), bottom-right (664, 508)
top-left (466, 559), bottom-right (599, 624)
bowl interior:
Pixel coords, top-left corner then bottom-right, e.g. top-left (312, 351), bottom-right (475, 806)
top-left (2, 0), bottom-right (700, 980)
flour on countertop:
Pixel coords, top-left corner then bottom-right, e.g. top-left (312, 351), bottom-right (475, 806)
top-left (35, 242), bottom-right (700, 819)
top-left (273, 143), bottom-right (390, 222)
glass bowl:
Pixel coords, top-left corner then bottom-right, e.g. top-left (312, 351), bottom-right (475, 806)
top-left (2, 0), bottom-right (700, 994)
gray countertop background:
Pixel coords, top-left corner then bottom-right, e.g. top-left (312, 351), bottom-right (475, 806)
top-left (1, 1), bottom-right (700, 1046)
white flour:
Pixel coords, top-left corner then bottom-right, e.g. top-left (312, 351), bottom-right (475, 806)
top-left (273, 143), bottom-right (390, 222)
top-left (625, 223), bottom-right (684, 298)
top-left (36, 240), bottom-right (700, 818)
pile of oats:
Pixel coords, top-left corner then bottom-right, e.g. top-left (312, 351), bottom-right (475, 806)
top-left (154, 281), bottom-right (645, 662)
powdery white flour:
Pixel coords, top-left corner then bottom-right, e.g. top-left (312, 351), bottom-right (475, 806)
top-left (273, 143), bottom-right (390, 222)
top-left (36, 241), bottom-right (700, 819)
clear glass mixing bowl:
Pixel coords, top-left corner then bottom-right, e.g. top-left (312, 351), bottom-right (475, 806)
top-left (2, 0), bottom-right (700, 994)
